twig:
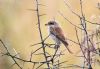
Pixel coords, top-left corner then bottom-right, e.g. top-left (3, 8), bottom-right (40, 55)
top-left (0, 39), bottom-right (22, 69)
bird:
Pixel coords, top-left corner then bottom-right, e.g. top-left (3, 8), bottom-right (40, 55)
top-left (45, 21), bottom-right (73, 53)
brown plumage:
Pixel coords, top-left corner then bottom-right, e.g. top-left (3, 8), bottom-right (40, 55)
top-left (45, 21), bottom-right (73, 53)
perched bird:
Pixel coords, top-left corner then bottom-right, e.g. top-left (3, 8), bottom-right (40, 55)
top-left (45, 21), bottom-right (72, 53)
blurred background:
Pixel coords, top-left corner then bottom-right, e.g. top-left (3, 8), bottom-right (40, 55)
top-left (0, 0), bottom-right (100, 69)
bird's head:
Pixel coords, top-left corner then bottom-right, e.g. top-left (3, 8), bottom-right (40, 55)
top-left (45, 21), bottom-right (59, 27)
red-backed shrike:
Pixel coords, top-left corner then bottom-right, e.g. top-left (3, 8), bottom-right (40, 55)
top-left (45, 21), bottom-right (72, 53)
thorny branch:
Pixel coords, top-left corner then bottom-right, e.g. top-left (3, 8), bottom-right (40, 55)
top-left (79, 0), bottom-right (93, 68)
top-left (59, 0), bottom-right (100, 69)
top-left (35, 0), bottom-right (50, 68)
top-left (0, 0), bottom-right (100, 69)
top-left (64, 0), bottom-right (100, 25)
top-left (0, 0), bottom-right (69, 69)
top-left (0, 39), bottom-right (22, 69)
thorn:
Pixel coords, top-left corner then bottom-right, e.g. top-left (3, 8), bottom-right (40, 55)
top-left (39, 14), bottom-right (46, 16)
top-left (38, 4), bottom-right (47, 6)
top-left (27, 9), bottom-right (37, 11)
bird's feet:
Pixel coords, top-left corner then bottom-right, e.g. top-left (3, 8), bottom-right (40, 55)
top-left (54, 45), bottom-right (60, 49)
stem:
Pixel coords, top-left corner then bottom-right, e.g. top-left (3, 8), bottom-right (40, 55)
top-left (35, 0), bottom-right (50, 68)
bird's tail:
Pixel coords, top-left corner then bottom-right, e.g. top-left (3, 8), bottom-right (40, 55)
top-left (62, 40), bottom-right (73, 54)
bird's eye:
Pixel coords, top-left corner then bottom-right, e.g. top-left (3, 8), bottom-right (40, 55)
top-left (49, 22), bottom-right (54, 25)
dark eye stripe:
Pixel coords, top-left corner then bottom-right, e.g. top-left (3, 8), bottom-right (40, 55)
top-left (50, 23), bottom-right (54, 24)
top-left (49, 22), bottom-right (54, 25)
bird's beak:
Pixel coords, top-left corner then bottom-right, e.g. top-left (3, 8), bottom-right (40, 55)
top-left (45, 24), bottom-right (48, 26)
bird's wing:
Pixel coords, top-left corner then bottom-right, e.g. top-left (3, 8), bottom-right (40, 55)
top-left (54, 27), bottom-right (65, 40)
top-left (50, 27), bottom-right (65, 40)
top-left (50, 27), bottom-right (73, 53)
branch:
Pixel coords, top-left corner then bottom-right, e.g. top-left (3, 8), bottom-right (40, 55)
top-left (35, 0), bottom-right (50, 68)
